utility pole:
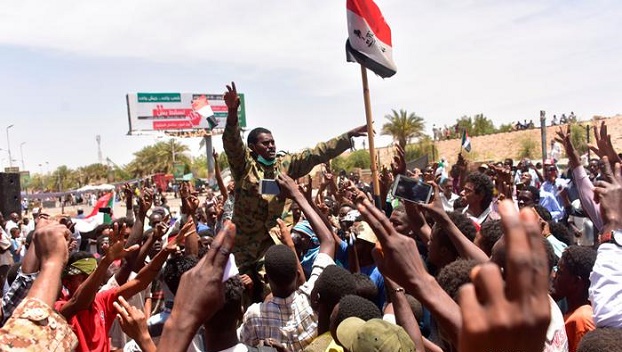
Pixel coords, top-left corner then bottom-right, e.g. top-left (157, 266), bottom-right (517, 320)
top-left (20, 142), bottom-right (26, 170)
top-left (6, 124), bottom-right (14, 168)
top-left (96, 135), bottom-right (103, 164)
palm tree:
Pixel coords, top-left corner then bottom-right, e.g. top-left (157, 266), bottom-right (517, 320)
top-left (381, 109), bottom-right (425, 148)
top-left (127, 140), bottom-right (190, 177)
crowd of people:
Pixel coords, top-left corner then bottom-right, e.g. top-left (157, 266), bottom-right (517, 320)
top-left (0, 82), bottom-right (620, 352)
top-left (432, 111), bottom-right (578, 141)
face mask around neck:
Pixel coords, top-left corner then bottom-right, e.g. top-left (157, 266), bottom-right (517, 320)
top-left (257, 155), bottom-right (276, 166)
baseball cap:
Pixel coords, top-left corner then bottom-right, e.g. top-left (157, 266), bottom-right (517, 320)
top-left (336, 317), bottom-right (416, 352)
top-left (355, 221), bottom-right (377, 244)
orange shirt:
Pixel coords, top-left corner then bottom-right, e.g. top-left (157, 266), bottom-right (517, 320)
top-left (564, 304), bottom-right (596, 352)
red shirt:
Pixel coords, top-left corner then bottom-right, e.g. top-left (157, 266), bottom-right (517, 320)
top-left (55, 288), bottom-right (119, 352)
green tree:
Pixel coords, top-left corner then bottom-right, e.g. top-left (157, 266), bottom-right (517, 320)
top-left (569, 123), bottom-right (589, 155)
top-left (126, 140), bottom-right (190, 177)
top-left (405, 136), bottom-right (438, 162)
top-left (518, 137), bottom-right (538, 159)
top-left (191, 155), bottom-right (208, 179)
top-left (52, 165), bottom-right (78, 191)
top-left (217, 152), bottom-right (229, 170)
top-left (472, 114), bottom-right (496, 136)
top-left (381, 109), bottom-right (425, 148)
top-left (496, 123), bottom-right (514, 133)
top-left (347, 150), bottom-right (371, 170)
top-left (77, 163), bottom-right (112, 185)
top-left (455, 116), bottom-right (473, 137)
top-left (330, 156), bottom-right (348, 174)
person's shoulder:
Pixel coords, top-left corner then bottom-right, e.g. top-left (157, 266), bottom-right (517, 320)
top-left (2, 297), bottom-right (78, 351)
top-left (95, 287), bottom-right (119, 306)
top-left (243, 302), bottom-right (263, 320)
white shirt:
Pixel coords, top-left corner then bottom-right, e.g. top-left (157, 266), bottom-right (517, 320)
top-left (0, 228), bottom-right (13, 266)
top-left (544, 296), bottom-right (569, 352)
top-left (440, 192), bottom-right (460, 212)
top-left (589, 243), bottom-right (622, 328)
top-left (216, 343), bottom-right (248, 352)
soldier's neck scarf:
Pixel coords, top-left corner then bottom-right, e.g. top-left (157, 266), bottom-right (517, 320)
top-left (257, 155), bottom-right (276, 167)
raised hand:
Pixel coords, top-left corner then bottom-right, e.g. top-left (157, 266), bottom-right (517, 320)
top-left (347, 125), bottom-right (369, 138)
top-left (107, 222), bottom-right (139, 261)
top-left (168, 217), bottom-right (197, 251)
top-left (297, 175), bottom-right (313, 203)
top-left (224, 82), bottom-right (240, 110)
top-left (138, 187), bottom-right (153, 218)
top-left (169, 222), bottom-right (236, 326)
top-left (391, 143), bottom-right (406, 176)
top-left (153, 217), bottom-right (170, 241)
top-left (555, 125), bottom-right (580, 168)
top-left (418, 182), bottom-right (446, 221)
top-left (184, 194), bottom-right (200, 217)
top-left (212, 148), bottom-right (219, 161)
top-left (34, 222), bottom-right (72, 266)
top-left (276, 218), bottom-right (294, 248)
top-left (123, 183), bottom-right (134, 202)
top-left (114, 296), bottom-right (152, 347)
top-left (355, 196), bottom-right (428, 288)
top-left (275, 173), bottom-right (302, 200)
top-left (457, 202), bottom-right (550, 352)
top-left (590, 121), bottom-right (622, 167)
top-left (594, 157), bottom-right (622, 232)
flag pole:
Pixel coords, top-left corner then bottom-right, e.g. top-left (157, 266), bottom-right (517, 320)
top-left (360, 64), bottom-right (382, 208)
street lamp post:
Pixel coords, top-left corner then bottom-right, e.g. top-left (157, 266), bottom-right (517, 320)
top-left (20, 142), bottom-right (26, 170)
top-left (6, 125), bottom-right (14, 168)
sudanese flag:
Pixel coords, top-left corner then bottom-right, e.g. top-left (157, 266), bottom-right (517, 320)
top-left (346, 0), bottom-right (397, 78)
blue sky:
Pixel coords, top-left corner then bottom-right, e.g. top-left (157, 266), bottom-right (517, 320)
top-left (0, 0), bottom-right (620, 173)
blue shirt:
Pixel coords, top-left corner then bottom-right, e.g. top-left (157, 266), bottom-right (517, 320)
top-left (360, 264), bottom-right (386, 309)
top-left (301, 241), bottom-right (348, 279)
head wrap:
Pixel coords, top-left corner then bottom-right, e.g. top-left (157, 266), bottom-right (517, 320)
top-left (64, 257), bottom-right (98, 277)
top-left (292, 220), bottom-right (319, 247)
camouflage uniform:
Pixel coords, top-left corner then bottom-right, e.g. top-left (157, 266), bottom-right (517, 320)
top-left (0, 297), bottom-right (78, 351)
top-left (223, 124), bottom-right (351, 276)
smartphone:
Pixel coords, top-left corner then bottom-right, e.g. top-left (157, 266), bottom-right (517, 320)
top-left (391, 174), bottom-right (433, 204)
top-left (259, 179), bottom-right (281, 195)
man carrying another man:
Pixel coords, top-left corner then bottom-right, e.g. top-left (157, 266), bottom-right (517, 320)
top-left (222, 82), bottom-right (367, 301)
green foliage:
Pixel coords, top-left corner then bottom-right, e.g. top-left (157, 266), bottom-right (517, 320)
top-left (518, 137), bottom-right (538, 159)
top-left (405, 136), bottom-right (438, 161)
top-left (191, 155), bottom-right (208, 179)
top-left (217, 152), bottom-right (229, 170)
top-left (126, 140), bottom-right (190, 177)
top-left (329, 150), bottom-right (371, 173)
top-left (454, 114), bottom-right (497, 137)
top-left (347, 150), bottom-right (372, 169)
top-left (473, 114), bottom-right (496, 135)
top-left (497, 123), bottom-right (514, 133)
top-left (569, 123), bottom-right (589, 155)
top-left (455, 116), bottom-right (473, 136)
top-left (330, 156), bottom-right (348, 173)
top-left (381, 109), bottom-right (425, 148)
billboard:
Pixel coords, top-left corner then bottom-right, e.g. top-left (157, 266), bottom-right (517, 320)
top-left (126, 92), bottom-right (246, 135)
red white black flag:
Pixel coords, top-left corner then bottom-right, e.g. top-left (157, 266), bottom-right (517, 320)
top-left (346, 0), bottom-right (396, 78)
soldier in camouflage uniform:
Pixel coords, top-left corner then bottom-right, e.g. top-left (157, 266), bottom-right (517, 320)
top-left (222, 82), bottom-right (367, 301)
top-left (0, 297), bottom-right (78, 351)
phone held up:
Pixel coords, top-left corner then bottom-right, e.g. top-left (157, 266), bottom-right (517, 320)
top-left (259, 179), bottom-right (281, 195)
top-left (391, 174), bottom-right (433, 204)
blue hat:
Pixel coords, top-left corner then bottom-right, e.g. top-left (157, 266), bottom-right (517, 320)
top-left (292, 220), bottom-right (319, 247)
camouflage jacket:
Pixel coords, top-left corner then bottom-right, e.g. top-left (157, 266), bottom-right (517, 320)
top-left (0, 297), bottom-right (77, 351)
top-left (223, 124), bottom-right (351, 269)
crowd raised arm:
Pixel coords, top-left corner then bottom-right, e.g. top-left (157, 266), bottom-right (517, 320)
top-left (0, 83), bottom-right (621, 352)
